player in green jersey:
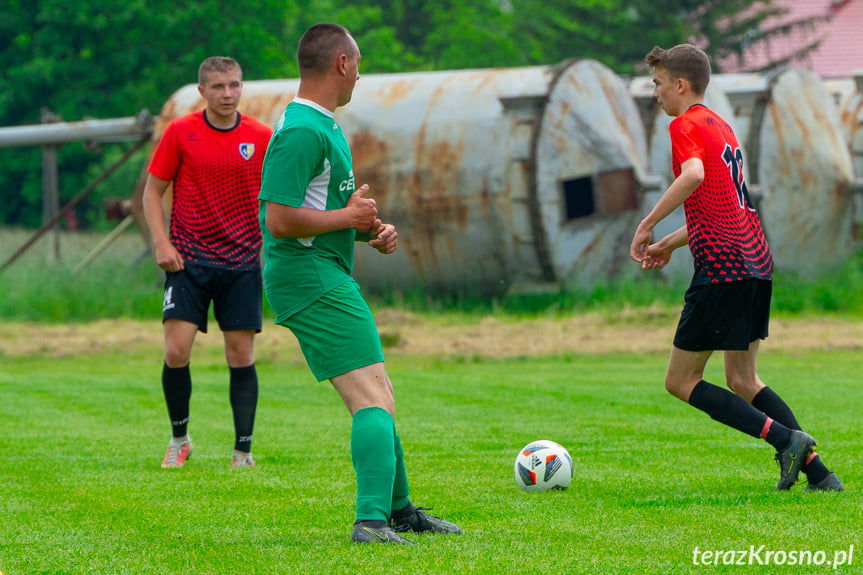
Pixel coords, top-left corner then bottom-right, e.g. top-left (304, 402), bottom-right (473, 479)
top-left (258, 22), bottom-right (463, 544)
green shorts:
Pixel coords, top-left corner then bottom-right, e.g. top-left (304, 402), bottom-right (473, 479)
top-left (281, 280), bottom-right (384, 381)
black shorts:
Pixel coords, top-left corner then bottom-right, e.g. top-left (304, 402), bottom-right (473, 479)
top-left (162, 264), bottom-right (262, 333)
top-left (673, 278), bottom-right (771, 352)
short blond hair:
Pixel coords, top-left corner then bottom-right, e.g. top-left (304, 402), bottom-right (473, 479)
top-left (198, 56), bottom-right (242, 86)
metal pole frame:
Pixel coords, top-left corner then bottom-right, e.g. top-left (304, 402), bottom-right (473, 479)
top-left (0, 137), bottom-right (150, 275)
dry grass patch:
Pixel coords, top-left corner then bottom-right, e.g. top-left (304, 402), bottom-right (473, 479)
top-left (2, 312), bottom-right (861, 359)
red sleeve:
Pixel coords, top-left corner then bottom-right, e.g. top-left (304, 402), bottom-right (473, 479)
top-left (670, 116), bottom-right (705, 168)
top-left (147, 120), bottom-right (182, 182)
top-left (258, 120), bottom-right (274, 155)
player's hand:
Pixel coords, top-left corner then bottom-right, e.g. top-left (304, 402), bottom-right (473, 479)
top-left (368, 219), bottom-right (398, 254)
top-left (154, 241), bottom-right (185, 272)
top-left (347, 184), bottom-right (377, 231)
top-left (630, 223), bottom-right (652, 263)
top-left (641, 243), bottom-right (672, 270)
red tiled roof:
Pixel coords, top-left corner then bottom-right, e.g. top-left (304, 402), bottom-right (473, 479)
top-left (717, 0), bottom-right (863, 78)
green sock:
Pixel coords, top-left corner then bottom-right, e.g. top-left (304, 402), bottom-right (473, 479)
top-left (391, 428), bottom-right (411, 513)
top-left (351, 407), bottom-right (395, 521)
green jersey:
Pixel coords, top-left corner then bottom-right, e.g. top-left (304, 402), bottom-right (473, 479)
top-left (259, 98), bottom-right (358, 322)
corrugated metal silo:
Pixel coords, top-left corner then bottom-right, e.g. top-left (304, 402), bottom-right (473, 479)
top-left (829, 73), bottom-right (863, 240)
top-left (716, 69), bottom-right (856, 275)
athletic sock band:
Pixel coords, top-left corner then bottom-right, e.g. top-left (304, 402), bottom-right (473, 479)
top-left (760, 417), bottom-right (774, 439)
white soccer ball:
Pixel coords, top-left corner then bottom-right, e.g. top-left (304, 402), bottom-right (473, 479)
top-left (514, 439), bottom-right (573, 491)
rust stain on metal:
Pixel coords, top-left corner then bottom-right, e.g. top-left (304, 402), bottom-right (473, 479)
top-left (840, 94), bottom-right (863, 149)
top-left (768, 103), bottom-right (785, 160)
top-left (415, 194), bottom-right (468, 225)
top-left (829, 180), bottom-right (848, 206)
top-left (411, 137), bottom-right (469, 274)
top-left (404, 84), bottom-right (441, 278)
top-left (427, 139), bottom-right (467, 230)
top-left (373, 79), bottom-right (419, 106)
top-left (566, 71), bottom-right (592, 98)
top-left (798, 165), bottom-right (818, 190)
top-left (579, 225), bottom-right (614, 261)
top-left (348, 131), bottom-right (391, 209)
top-left (471, 70), bottom-right (501, 96)
top-left (759, 69), bottom-right (855, 275)
top-left (410, 79), bottom-right (456, 271)
top-left (598, 73), bottom-right (632, 145)
top-left (241, 91), bottom-right (296, 126)
top-left (479, 179), bottom-right (490, 214)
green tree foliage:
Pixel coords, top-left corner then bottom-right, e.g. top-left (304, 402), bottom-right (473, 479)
top-left (0, 0), bottom-right (777, 229)
top-left (513, 0), bottom-right (653, 72)
top-left (0, 0), bottom-right (293, 228)
top-left (509, 0), bottom-right (794, 74)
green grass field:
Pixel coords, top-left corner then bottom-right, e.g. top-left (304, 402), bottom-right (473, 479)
top-left (1, 343), bottom-right (859, 574)
top-left (1, 228), bottom-right (861, 573)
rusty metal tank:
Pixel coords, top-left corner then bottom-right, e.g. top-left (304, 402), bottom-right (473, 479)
top-left (827, 73), bottom-right (863, 241)
top-left (149, 60), bottom-right (652, 295)
top-left (631, 69), bottom-right (856, 278)
top-left (716, 69), bottom-right (856, 275)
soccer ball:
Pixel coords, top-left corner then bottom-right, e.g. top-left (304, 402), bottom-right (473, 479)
top-left (514, 440), bottom-right (573, 491)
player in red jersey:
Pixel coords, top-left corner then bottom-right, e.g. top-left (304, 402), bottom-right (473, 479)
top-left (143, 56), bottom-right (273, 470)
top-left (630, 44), bottom-right (842, 492)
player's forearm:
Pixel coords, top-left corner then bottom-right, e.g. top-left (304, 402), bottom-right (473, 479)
top-left (265, 203), bottom-right (357, 239)
top-left (657, 225), bottom-right (689, 252)
top-left (142, 184), bottom-right (170, 246)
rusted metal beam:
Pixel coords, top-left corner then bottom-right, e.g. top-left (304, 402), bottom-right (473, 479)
top-left (0, 109), bottom-right (153, 148)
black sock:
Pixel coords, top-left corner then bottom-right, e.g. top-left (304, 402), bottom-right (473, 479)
top-left (354, 519), bottom-right (388, 528)
top-left (390, 502), bottom-right (416, 520)
top-left (751, 387), bottom-right (800, 429)
top-left (763, 419), bottom-right (793, 450)
top-left (688, 380), bottom-right (792, 448)
top-left (230, 364), bottom-right (258, 452)
top-left (751, 387), bottom-right (830, 483)
top-left (162, 363), bottom-right (191, 438)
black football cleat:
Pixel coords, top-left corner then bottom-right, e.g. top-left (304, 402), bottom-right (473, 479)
top-left (805, 472), bottom-right (845, 492)
top-left (351, 520), bottom-right (416, 545)
top-left (390, 506), bottom-right (463, 535)
top-left (775, 430), bottom-right (816, 491)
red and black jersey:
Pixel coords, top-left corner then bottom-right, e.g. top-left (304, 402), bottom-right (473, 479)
top-left (670, 104), bottom-right (773, 285)
top-left (148, 110), bottom-right (273, 270)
